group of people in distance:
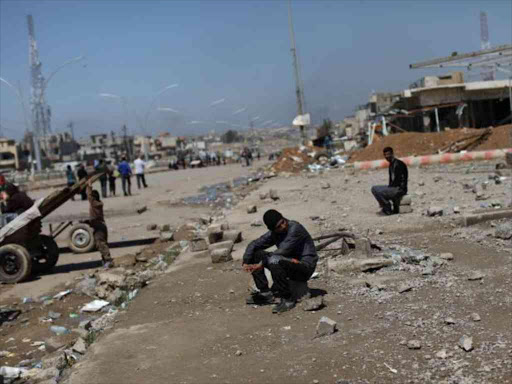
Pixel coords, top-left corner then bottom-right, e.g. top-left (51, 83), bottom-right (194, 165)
top-left (241, 146), bottom-right (409, 314)
top-left (65, 155), bottom-right (149, 200)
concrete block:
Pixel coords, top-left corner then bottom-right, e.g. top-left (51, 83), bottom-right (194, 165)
top-left (209, 240), bottom-right (234, 252)
top-left (220, 222), bottom-right (230, 230)
top-left (210, 248), bottom-right (233, 263)
top-left (400, 195), bottom-right (412, 206)
top-left (222, 230), bottom-right (243, 244)
top-left (208, 231), bottom-right (224, 244)
top-left (190, 238), bottom-right (208, 252)
top-left (207, 224), bottom-right (223, 234)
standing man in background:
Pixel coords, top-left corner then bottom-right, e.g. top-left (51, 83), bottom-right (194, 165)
top-left (134, 155), bottom-right (148, 190)
top-left (66, 165), bottom-right (77, 201)
top-left (96, 159), bottom-right (109, 198)
top-left (77, 163), bottom-right (88, 201)
top-left (118, 157), bottom-right (132, 197)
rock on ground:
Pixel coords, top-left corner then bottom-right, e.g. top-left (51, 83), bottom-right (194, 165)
top-left (316, 316), bottom-right (337, 337)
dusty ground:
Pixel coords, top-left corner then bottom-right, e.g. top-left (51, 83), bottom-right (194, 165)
top-left (2, 158), bottom-right (512, 383)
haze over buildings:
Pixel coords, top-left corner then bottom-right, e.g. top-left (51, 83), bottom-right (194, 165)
top-left (0, 0), bottom-right (511, 140)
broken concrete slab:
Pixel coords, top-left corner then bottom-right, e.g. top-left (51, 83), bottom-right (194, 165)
top-left (210, 248), bottom-right (233, 263)
top-left (72, 338), bottom-right (87, 354)
top-left (222, 230), bottom-right (243, 244)
top-left (190, 238), bottom-right (208, 252)
top-left (328, 257), bottom-right (392, 274)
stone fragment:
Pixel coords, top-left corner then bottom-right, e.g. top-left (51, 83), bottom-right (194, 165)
top-left (210, 248), bottom-right (233, 263)
top-left (75, 277), bottom-right (97, 297)
top-left (440, 252), bottom-right (454, 260)
top-left (427, 206), bottom-right (443, 217)
top-left (159, 231), bottom-right (173, 241)
top-left (321, 182), bottom-right (331, 189)
top-left (247, 205), bottom-right (257, 214)
top-left (303, 296), bottom-right (324, 311)
top-left (251, 220), bottom-right (263, 227)
top-left (399, 205), bottom-right (413, 214)
top-left (21, 367), bottom-right (59, 382)
top-left (192, 250), bottom-right (210, 259)
top-left (269, 189), bottom-right (279, 200)
top-left (172, 225), bottom-right (196, 241)
top-left (470, 313), bottom-right (481, 322)
top-left (444, 317), bottom-right (455, 325)
top-left (453, 206), bottom-right (460, 214)
top-left (44, 338), bottom-right (66, 353)
top-left (48, 311), bottom-right (61, 320)
top-left (106, 288), bottom-right (124, 305)
top-left (97, 271), bottom-right (126, 287)
top-left (79, 319), bottom-right (92, 330)
top-left (159, 224), bottom-right (171, 232)
top-left (90, 313), bottom-right (116, 331)
top-left (190, 238), bottom-right (208, 252)
top-left (495, 222), bottom-right (512, 240)
top-left (146, 224), bottom-right (157, 231)
top-left (458, 335), bottom-right (473, 352)
top-left (468, 271), bottom-right (484, 281)
top-left (315, 316), bottom-right (337, 337)
top-left (72, 328), bottom-right (89, 339)
top-left (259, 192), bottom-right (269, 200)
top-left (352, 238), bottom-right (372, 259)
top-left (199, 215), bottom-right (212, 225)
top-left (220, 222), bottom-right (230, 231)
top-left (135, 254), bottom-right (148, 263)
top-left (222, 230), bottom-right (243, 244)
top-left (72, 338), bottom-right (87, 354)
top-left (114, 254), bottom-right (136, 268)
top-left (208, 231), bottom-right (223, 244)
top-left (207, 224), bottom-right (223, 234)
top-left (436, 349), bottom-right (448, 359)
top-left (41, 353), bottom-right (68, 370)
top-left (407, 340), bottom-right (421, 350)
top-left (398, 283), bottom-right (414, 294)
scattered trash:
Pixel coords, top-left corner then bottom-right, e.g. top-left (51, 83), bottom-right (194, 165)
top-left (383, 362), bottom-right (398, 374)
top-left (53, 290), bottom-right (72, 300)
top-left (80, 300), bottom-right (110, 312)
top-left (49, 325), bottom-right (70, 335)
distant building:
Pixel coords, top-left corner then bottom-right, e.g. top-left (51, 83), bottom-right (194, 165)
top-left (0, 138), bottom-right (20, 170)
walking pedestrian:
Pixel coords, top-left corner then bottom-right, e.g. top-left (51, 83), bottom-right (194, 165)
top-left (117, 157), bottom-right (132, 196)
top-left (66, 165), bottom-right (77, 201)
top-left (86, 179), bottom-right (113, 268)
top-left (76, 163), bottom-right (88, 201)
top-left (134, 155), bottom-right (148, 189)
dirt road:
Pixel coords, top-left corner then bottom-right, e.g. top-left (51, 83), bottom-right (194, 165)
top-left (0, 162), bottom-right (262, 301)
top-left (62, 161), bottom-right (512, 384)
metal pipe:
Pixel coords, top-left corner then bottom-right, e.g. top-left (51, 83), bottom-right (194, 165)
top-left (435, 108), bottom-right (440, 132)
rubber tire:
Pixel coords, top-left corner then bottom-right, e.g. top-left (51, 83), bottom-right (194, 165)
top-left (68, 223), bottom-right (95, 254)
top-left (32, 235), bottom-right (60, 273)
top-left (0, 244), bottom-right (32, 284)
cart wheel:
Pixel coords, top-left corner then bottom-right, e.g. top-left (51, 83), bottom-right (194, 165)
top-left (68, 223), bottom-right (95, 253)
top-left (32, 235), bottom-right (60, 273)
top-left (0, 244), bottom-right (32, 284)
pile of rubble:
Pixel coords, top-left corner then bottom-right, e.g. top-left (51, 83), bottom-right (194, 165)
top-left (149, 215), bottom-right (243, 265)
top-left (349, 124), bottom-right (512, 163)
top-left (269, 146), bottom-right (348, 175)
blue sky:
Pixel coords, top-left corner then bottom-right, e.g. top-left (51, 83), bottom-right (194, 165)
top-left (1, 0), bottom-right (511, 139)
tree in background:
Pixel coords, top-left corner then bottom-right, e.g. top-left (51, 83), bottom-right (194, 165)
top-left (221, 130), bottom-right (241, 144)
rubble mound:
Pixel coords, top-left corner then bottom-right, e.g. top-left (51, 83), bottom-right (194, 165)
top-left (270, 147), bottom-right (317, 174)
top-left (349, 124), bottom-right (512, 163)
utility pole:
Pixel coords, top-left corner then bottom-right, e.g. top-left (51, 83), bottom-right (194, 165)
top-left (288, 0), bottom-right (306, 143)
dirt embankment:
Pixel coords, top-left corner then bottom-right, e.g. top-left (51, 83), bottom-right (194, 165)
top-left (349, 125), bottom-right (512, 163)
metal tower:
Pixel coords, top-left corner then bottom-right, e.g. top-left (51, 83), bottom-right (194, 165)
top-left (480, 11), bottom-right (495, 81)
top-left (27, 15), bottom-right (49, 170)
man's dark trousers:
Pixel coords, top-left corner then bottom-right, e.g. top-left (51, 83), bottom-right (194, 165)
top-left (371, 185), bottom-right (403, 211)
top-left (250, 251), bottom-right (314, 299)
top-left (136, 174), bottom-right (147, 189)
top-left (121, 175), bottom-right (131, 196)
top-left (100, 179), bottom-right (108, 198)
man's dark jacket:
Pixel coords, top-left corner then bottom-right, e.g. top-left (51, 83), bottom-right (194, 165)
top-left (389, 158), bottom-right (408, 195)
top-left (243, 220), bottom-right (318, 269)
top-left (2, 191), bottom-right (34, 215)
